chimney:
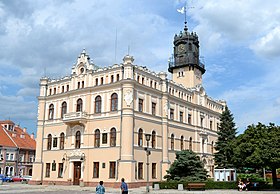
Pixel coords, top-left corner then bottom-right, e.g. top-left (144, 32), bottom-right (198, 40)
top-left (23, 127), bottom-right (27, 133)
top-left (31, 133), bottom-right (34, 139)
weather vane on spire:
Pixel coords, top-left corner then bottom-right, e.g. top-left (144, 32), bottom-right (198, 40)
top-left (177, 1), bottom-right (194, 31)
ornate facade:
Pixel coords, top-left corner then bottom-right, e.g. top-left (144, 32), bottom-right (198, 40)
top-left (31, 25), bottom-right (225, 187)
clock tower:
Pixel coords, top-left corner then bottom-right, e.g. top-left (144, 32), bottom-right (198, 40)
top-left (168, 24), bottom-right (205, 88)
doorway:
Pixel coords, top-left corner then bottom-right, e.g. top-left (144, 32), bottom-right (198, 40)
top-left (73, 162), bottom-right (81, 185)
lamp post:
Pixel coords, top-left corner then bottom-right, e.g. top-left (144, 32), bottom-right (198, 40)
top-left (145, 134), bottom-right (151, 193)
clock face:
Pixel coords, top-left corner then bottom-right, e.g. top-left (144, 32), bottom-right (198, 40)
top-left (178, 44), bottom-right (186, 53)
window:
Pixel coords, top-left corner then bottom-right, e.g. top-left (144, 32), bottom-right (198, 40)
top-left (152, 102), bottom-right (156, 116)
top-left (58, 163), bottom-right (63, 178)
top-left (49, 89), bottom-right (52, 95)
top-left (49, 104), bottom-right (54, 120)
top-left (111, 93), bottom-right (118, 111)
top-left (102, 133), bottom-right (107, 144)
top-left (62, 86), bottom-right (64, 93)
top-left (152, 163), bottom-right (156, 179)
top-left (47, 134), bottom-right (52, 150)
top-left (180, 111), bottom-right (183, 122)
top-left (95, 78), bottom-right (98, 86)
top-left (137, 75), bottom-right (140, 82)
top-left (60, 133), bottom-right (65, 150)
top-left (202, 139), bottom-right (205, 153)
top-left (138, 99), bottom-right (143, 112)
top-left (46, 163), bottom-right (50, 177)
top-left (210, 120), bottom-right (213, 130)
top-left (189, 137), bottom-right (192, 151)
top-left (154, 82), bottom-right (157, 89)
top-left (116, 74), bottom-right (120, 81)
top-left (142, 77), bottom-right (144, 84)
top-left (138, 129), bottom-right (143, 147)
top-left (95, 96), bottom-right (102, 113)
top-left (66, 85), bottom-right (69, 91)
top-left (95, 129), bottom-right (100, 147)
top-left (101, 77), bottom-right (104, 85)
top-left (54, 88), bottom-right (56, 94)
top-left (93, 162), bottom-right (99, 178)
top-left (53, 137), bottom-right (58, 148)
top-left (77, 82), bottom-right (80, 89)
top-left (152, 131), bottom-right (156, 148)
top-left (110, 128), bottom-right (116, 147)
top-left (52, 161), bottom-right (56, 171)
top-left (61, 102), bottom-right (67, 118)
top-left (109, 162), bottom-right (116, 178)
top-left (150, 80), bottom-right (153, 87)
top-left (138, 162), bottom-right (143, 179)
top-left (76, 98), bottom-right (83, 112)
top-left (211, 141), bottom-right (214, 154)
top-left (188, 114), bottom-right (192, 124)
top-left (200, 117), bottom-right (204, 127)
top-left (171, 134), bottom-right (174, 150)
top-left (111, 75), bottom-right (114, 83)
top-left (180, 136), bottom-right (184, 150)
top-left (75, 131), bottom-right (81, 149)
top-left (10, 154), bottom-right (14, 160)
top-left (82, 81), bottom-right (84, 88)
top-left (170, 109), bottom-right (174, 120)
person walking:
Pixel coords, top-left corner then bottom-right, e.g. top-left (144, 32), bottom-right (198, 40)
top-left (96, 181), bottom-right (105, 194)
top-left (120, 178), bottom-right (128, 194)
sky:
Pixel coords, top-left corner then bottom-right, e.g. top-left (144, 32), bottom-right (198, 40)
top-left (0, 0), bottom-right (280, 136)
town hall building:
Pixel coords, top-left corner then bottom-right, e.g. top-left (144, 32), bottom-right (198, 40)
top-left (31, 23), bottom-right (225, 187)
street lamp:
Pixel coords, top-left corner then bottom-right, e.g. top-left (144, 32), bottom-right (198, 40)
top-left (145, 134), bottom-right (151, 193)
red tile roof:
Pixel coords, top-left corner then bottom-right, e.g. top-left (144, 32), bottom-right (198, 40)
top-left (0, 126), bottom-right (16, 147)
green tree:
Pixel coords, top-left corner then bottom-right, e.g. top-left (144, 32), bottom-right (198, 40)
top-left (232, 123), bottom-right (280, 187)
top-left (214, 106), bottom-right (237, 168)
top-left (164, 150), bottom-right (207, 181)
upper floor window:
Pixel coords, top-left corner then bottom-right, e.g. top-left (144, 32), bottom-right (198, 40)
top-left (53, 137), bottom-right (58, 148)
top-left (76, 98), bottom-right (83, 112)
top-left (62, 86), bottom-right (64, 93)
top-left (101, 77), bottom-right (104, 85)
top-left (171, 134), bottom-right (174, 150)
top-left (66, 85), bottom-right (69, 91)
top-left (60, 133), bottom-right (65, 150)
top-left (210, 120), bottom-right (213, 130)
top-left (75, 131), bottom-right (81, 149)
top-left (188, 114), bottom-right (192, 124)
top-left (111, 75), bottom-right (114, 83)
top-left (152, 102), bottom-right (156, 116)
top-left (200, 117), bottom-right (204, 128)
top-left (111, 93), bottom-right (118, 111)
top-left (152, 131), bottom-right (156, 148)
top-left (170, 109), bottom-right (174, 120)
top-left (77, 82), bottom-right (80, 89)
top-left (189, 137), bottom-right (193, 151)
top-left (61, 101), bottom-right (67, 118)
top-left (49, 104), bottom-right (54, 120)
top-left (138, 129), bottom-right (143, 147)
top-left (116, 74), bottom-right (120, 81)
top-left (211, 141), bottom-right (214, 154)
top-left (110, 128), bottom-right (116, 147)
top-left (142, 77), bottom-right (144, 84)
top-left (94, 129), bottom-right (100, 148)
top-left (95, 78), bottom-right (98, 86)
top-left (47, 134), bottom-right (52, 150)
top-left (95, 96), bottom-right (102, 113)
top-left (54, 88), bottom-right (56, 94)
top-left (138, 99), bottom-right (143, 112)
top-left (180, 111), bottom-right (183, 122)
top-left (49, 89), bottom-right (52, 95)
top-left (82, 81), bottom-right (84, 88)
top-left (202, 139), bottom-right (205, 153)
top-left (180, 136), bottom-right (184, 150)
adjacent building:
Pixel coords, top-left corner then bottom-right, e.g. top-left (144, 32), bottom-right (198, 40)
top-left (0, 120), bottom-right (36, 177)
top-left (31, 24), bottom-right (225, 187)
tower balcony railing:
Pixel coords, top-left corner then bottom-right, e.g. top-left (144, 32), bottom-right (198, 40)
top-left (63, 111), bottom-right (88, 124)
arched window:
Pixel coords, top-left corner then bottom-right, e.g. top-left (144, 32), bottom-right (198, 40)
top-left (60, 133), bottom-right (65, 150)
top-left (211, 141), bottom-right (214, 154)
top-left (138, 129), bottom-right (143, 147)
top-left (180, 136), bottom-right (184, 150)
top-left (95, 129), bottom-right (100, 147)
top-left (171, 134), bottom-right (174, 150)
top-left (110, 128), bottom-right (116, 147)
top-left (189, 137), bottom-right (192, 151)
top-left (76, 98), bottom-right (83, 112)
top-left (75, 131), bottom-right (81, 149)
top-left (152, 131), bottom-right (156, 148)
top-left (111, 93), bottom-right (118, 111)
top-left (48, 104), bottom-right (54, 120)
top-left (95, 96), bottom-right (102, 113)
top-left (61, 102), bottom-right (67, 118)
top-left (47, 134), bottom-right (52, 150)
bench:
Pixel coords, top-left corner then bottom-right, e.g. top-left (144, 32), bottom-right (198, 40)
top-left (187, 183), bottom-right (206, 191)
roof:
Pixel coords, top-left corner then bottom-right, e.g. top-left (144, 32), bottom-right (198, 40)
top-left (0, 121), bottom-right (36, 150)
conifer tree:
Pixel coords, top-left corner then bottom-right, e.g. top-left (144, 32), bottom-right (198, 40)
top-left (214, 106), bottom-right (237, 168)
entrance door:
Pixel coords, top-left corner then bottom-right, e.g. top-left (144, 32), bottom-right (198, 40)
top-left (73, 162), bottom-right (81, 185)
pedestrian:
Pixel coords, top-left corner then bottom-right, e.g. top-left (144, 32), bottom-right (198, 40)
top-left (120, 178), bottom-right (128, 194)
top-left (96, 181), bottom-right (105, 194)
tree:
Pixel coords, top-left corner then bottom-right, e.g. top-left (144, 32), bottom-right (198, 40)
top-left (232, 123), bottom-right (280, 187)
top-left (164, 150), bottom-right (207, 181)
top-left (214, 106), bottom-right (237, 168)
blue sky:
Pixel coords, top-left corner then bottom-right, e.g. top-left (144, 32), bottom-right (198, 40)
top-left (0, 0), bottom-right (280, 135)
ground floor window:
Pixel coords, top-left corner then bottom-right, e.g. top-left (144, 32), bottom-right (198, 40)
top-left (58, 163), bottom-right (63, 178)
top-left (109, 162), bottom-right (116, 178)
top-left (152, 163), bottom-right (156, 179)
top-left (138, 162), bottom-right (143, 179)
top-left (93, 162), bottom-right (99, 178)
top-left (46, 163), bottom-right (50, 177)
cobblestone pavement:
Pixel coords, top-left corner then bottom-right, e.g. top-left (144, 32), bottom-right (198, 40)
top-left (0, 182), bottom-right (280, 194)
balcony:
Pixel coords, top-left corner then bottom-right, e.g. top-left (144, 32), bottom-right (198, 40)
top-left (63, 112), bottom-right (88, 125)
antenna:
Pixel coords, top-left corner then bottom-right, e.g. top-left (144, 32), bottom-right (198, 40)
top-left (114, 28), bottom-right (118, 63)
top-left (128, 45), bottom-right (130, 55)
